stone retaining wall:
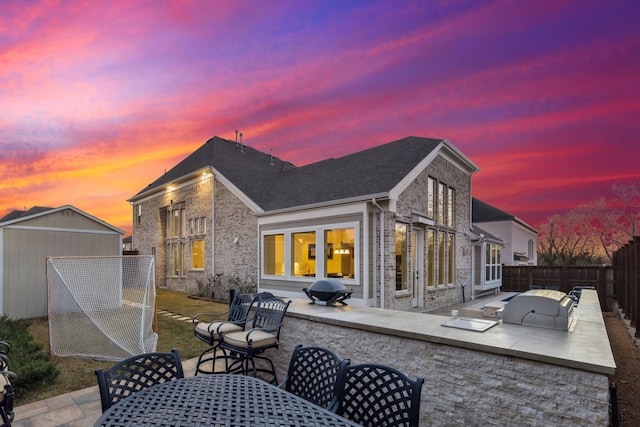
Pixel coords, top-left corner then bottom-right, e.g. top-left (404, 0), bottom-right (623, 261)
top-left (269, 314), bottom-right (610, 426)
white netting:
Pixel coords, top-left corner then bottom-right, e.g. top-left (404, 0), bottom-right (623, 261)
top-left (47, 256), bottom-right (158, 361)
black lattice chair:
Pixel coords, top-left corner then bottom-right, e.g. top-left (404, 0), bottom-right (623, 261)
top-left (279, 345), bottom-right (350, 409)
top-left (331, 363), bottom-right (424, 427)
top-left (95, 348), bottom-right (184, 412)
top-left (0, 341), bottom-right (15, 427)
top-left (0, 371), bottom-right (15, 427)
top-left (193, 293), bottom-right (257, 375)
top-left (219, 298), bottom-right (291, 384)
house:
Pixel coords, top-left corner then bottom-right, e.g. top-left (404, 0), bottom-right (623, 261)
top-left (0, 205), bottom-right (124, 319)
top-left (472, 198), bottom-right (538, 266)
top-left (128, 136), bottom-right (480, 310)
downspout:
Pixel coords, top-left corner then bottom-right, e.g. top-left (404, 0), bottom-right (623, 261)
top-left (372, 198), bottom-right (385, 309)
top-left (210, 168), bottom-right (215, 278)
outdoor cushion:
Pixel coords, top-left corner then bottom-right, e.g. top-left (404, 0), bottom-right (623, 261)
top-left (222, 330), bottom-right (277, 349)
top-left (0, 374), bottom-right (10, 404)
top-left (195, 321), bottom-right (243, 339)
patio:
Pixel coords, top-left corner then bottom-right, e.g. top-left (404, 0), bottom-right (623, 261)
top-left (11, 290), bottom-right (616, 426)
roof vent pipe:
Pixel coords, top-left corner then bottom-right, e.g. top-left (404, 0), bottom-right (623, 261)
top-left (235, 130), bottom-right (239, 147)
top-left (240, 133), bottom-right (244, 152)
top-left (270, 149), bottom-right (274, 165)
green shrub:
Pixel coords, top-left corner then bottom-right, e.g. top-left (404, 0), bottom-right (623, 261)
top-left (0, 316), bottom-right (60, 398)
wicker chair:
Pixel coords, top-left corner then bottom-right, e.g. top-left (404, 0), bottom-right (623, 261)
top-left (331, 363), bottom-right (424, 427)
top-left (220, 298), bottom-right (291, 384)
top-left (279, 345), bottom-right (350, 409)
top-left (95, 349), bottom-right (184, 412)
top-left (193, 293), bottom-right (257, 375)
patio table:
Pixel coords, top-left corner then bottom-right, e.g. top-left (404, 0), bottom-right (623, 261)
top-left (93, 374), bottom-right (359, 426)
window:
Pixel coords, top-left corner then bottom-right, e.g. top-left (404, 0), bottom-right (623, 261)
top-left (201, 217), bottom-right (207, 234)
top-left (263, 234), bottom-right (285, 276)
top-left (291, 231), bottom-right (316, 277)
top-left (181, 243), bottom-right (186, 276)
top-left (261, 223), bottom-right (358, 281)
top-left (427, 178), bottom-right (435, 219)
top-left (485, 243), bottom-right (501, 282)
top-left (172, 244), bottom-right (179, 276)
top-left (438, 231), bottom-right (446, 284)
top-left (447, 188), bottom-right (455, 228)
top-left (172, 210), bottom-right (180, 237)
top-left (324, 228), bottom-right (355, 278)
top-left (427, 230), bottom-right (435, 286)
top-left (437, 183), bottom-right (446, 224)
top-left (192, 240), bottom-right (204, 269)
top-left (395, 224), bottom-right (408, 291)
top-left (447, 233), bottom-right (455, 284)
top-left (136, 204), bottom-right (142, 226)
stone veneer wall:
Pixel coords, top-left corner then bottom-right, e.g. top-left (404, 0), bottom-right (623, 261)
top-left (269, 315), bottom-right (610, 426)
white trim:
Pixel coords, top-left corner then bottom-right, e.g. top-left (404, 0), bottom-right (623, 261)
top-left (4, 225), bottom-right (121, 235)
top-left (258, 203), bottom-right (366, 226)
top-left (260, 221), bottom-right (360, 284)
top-left (0, 205), bottom-right (124, 234)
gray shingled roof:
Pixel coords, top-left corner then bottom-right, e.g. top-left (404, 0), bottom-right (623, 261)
top-left (131, 136), bottom-right (445, 212)
top-left (0, 206), bottom-right (55, 222)
top-left (472, 198), bottom-right (514, 222)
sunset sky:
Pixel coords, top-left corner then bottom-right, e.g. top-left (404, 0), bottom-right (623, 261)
top-left (2, 0), bottom-right (639, 236)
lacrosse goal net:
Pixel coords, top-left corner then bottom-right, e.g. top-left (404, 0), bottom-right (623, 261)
top-left (47, 256), bottom-right (158, 361)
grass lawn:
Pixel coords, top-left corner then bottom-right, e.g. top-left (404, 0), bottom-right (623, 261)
top-left (19, 288), bottom-right (228, 406)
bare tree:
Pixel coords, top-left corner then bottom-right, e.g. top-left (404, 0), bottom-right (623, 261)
top-left (537, 181), bottom-right (640, 265)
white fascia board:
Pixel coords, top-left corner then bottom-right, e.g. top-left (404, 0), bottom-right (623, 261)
top-left (389, 139), bottom-right (480, 202)
top-left (0, 205), bottom-right (124, 235)
top-left (258, 201), bottom-right (368, 226)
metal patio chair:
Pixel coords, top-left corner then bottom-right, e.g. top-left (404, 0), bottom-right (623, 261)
top-left (95, 348), bottom-right (184, 412)
top-left (279, 344), bottom-right (350, 409)
top-left (219, 297), bottom-right (291, 384)
top-left (331, 363), bottom-right (424, 427)
top-left (193, 292), bottom-right (257, 375)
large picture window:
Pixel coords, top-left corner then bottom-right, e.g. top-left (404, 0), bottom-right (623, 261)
top-left (261, 223), bottom-right (358, 282)
top-left (291, 231), bottom-right (316, 277)
top-left (324, 228), bottom-right (354, 279)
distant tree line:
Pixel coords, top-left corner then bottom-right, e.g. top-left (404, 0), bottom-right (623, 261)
top-left (537, 181), bottom-right (640, 266)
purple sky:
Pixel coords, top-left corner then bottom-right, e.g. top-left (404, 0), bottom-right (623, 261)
top-left (1, 0), bottom-right (639, 235)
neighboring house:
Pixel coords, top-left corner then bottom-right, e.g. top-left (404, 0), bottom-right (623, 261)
top-left (122, 235), bottom-right (133, 251)
top-left (0, 205), bottom-right (124, 319)
top-left (469, 225), bottom-right (504, 299)
top-left (472, 198), bottom-right (538, 266)
top-left (128, 136), bottom-right (480, 310)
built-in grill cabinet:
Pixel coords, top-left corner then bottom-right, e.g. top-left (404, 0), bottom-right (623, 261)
top-left (501, 289), bottom-right (575, 331)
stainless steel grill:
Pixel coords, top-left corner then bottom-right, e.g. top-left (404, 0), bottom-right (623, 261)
top-left (501, 289), bottom-right (575, 331)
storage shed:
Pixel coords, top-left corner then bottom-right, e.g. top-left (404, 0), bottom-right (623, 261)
top-left (0, 205), bottom-right (124, 319)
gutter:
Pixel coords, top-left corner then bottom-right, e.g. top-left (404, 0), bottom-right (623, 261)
top-left (371, 198), bottom-right (385, 309)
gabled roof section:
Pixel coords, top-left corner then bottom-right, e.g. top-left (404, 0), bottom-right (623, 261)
top-left (262, 136), bottom-right (448, 211)
top-left (129, 136), bottom-right (478, 213)
top-left (470, 225), bottom-right (503, 244)
top-left (472, 198), bottom-right (538, 234)
top-left (0, 206), bottom-right (54, 222)
top-left (129, 136), bottom-right (295, 208)
top-left (0, 205), bottom-right (124, 234)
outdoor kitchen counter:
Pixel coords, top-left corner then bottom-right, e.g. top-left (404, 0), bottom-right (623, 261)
top-left (285, 289), bottom-right (616, 375)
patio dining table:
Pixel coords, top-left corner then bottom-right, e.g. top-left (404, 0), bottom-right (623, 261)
top-left (93, 374), bottom-right (359, 426)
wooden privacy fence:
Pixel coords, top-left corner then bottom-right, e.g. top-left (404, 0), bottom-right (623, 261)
top-left (612, 236), bottom-right (640, 339)
top-left (501, 265), bottom-right (615, 311)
